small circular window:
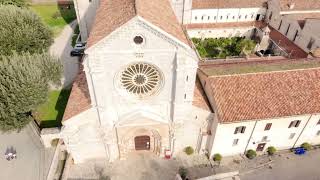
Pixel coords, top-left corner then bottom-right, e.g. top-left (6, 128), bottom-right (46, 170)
top-left (119, 62), bottom-right (162, 98)
top-left (133, 36), bottom-right (144, 45)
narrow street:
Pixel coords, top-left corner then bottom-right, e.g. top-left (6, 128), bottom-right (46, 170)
top-left (49, 20), bottom-right (79, 88)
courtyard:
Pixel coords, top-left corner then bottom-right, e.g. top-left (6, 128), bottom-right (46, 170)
top-left (0, 122), bottom-right (55, 180)
top-left (66, 148), bottom-right (320, 180)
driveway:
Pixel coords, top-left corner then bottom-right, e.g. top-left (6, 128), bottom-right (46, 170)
top-left (0, 122), bottom-right (55, 180)
top-left (50, 20), bottom-right (79, 88)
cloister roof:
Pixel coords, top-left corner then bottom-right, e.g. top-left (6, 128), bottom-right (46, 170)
top-left (192, 0), bottom-right (267, 9)
top-left (204, 67), bottom-right (320, 123)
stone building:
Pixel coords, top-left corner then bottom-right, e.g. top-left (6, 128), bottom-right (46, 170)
top-left (41, 0), bottom-right (320, 164)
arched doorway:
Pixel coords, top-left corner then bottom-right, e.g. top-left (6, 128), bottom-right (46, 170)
top-left (134, 135), bottom-right (150, 150)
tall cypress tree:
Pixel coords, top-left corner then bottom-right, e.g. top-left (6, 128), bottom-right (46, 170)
top-left (0, 53), bottom-right (62, 132)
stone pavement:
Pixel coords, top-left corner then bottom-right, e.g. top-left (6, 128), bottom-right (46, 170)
top-left (50, 20), bottom-right (80, 88)
top-left (240, 149), bottom-right (320, 180)
top-left (0, 122), bottom-right (55, 180)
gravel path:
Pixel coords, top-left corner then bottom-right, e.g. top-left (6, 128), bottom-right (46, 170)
top-left (50, 20), bottom-right (79, 88)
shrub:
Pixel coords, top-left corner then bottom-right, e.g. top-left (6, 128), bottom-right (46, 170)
top-left (184, 146), bottom-right (194, 155)
top-left (246, 149), bottom-right (257, 159)
top-left (301, 142), bottom-right (312, 151)
top-left (178, 167), bottom-right (188, 180)
top-left (213, 153), bottom-right (222, 162)
top-left (267, 146), bottom-right (276, 156)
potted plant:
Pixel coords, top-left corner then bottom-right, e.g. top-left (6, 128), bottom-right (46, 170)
top-left (267, 146), bottom-right (277, 156)
top-left (184, 146), bottom-right (194, 155)
top-left (246, 149), bottom-right (257, 159)
top-left (301, 142), bottom-right (312, 151)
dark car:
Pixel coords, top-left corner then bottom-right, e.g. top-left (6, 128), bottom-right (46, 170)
top-left (70, 42), bottom-right (86, 57)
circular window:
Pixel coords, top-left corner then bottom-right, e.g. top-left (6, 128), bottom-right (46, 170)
top-left (133, 36), bottom-right (144, 45)
top-left (120, 62), bottom-right (162, 98)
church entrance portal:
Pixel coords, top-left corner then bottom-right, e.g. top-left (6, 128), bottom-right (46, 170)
top-left (134, 135), bottom-right (150, 150)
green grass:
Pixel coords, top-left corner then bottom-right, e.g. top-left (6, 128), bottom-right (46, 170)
top-left (203, 60), bottom-right (320, 76)
top-left (30, 4), bottom-right (76, 36)
top-left (35, 89), bottom-right (71, 128)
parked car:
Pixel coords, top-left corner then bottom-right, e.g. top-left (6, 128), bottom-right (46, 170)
top-left (70, 42), bottom-right (86, 57)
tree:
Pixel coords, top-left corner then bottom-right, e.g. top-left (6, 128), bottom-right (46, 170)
top-left (0, 0), bottom-right (26, 7)
top-left (0, 53), bottom-right (62, 132)
top-left (0, 5), bottom-right (53, 56)
top-left (236, 39), bottom-right (256, 56)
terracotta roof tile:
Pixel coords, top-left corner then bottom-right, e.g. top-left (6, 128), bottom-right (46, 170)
top-left (192, 0), bottom-right (267, 9)
top-left (207, 68), bottom-right (320, 123)
top-left (193, 77), bottom-right (212, 112)
top-left (63, 64), bottom-right (91, 121)
top-left (87, 0), bottom-right (189, 47)
top-left (269, 27), bottom-right (308, 58)
top-left (279, 0), bottom-right (320, 11)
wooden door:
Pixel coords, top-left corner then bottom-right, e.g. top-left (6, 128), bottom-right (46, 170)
top-left (134, 136), bottom-right (150, 150)
top-left (256, 143), bottom-right (266, 151)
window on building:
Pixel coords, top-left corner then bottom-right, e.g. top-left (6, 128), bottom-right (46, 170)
top-left (89, 0), bottom-right (92, 2)
top-left (307, 38), bottom-right (315, 50)
top-left (184, 94), bottom-right (186, 99)
top-left (317, 119), bottom-right (320, 125)
top-left (289, 133), bottom-right (296, 139)
top-left (251, 14), bottom-right (254, 18)
top-left (269, 12), bottom-right (273, 20)
top-left (208, 16), bottom-right (210, 20)
top-left (264, 123), bottom-right (272, 131)
top-left (316, 130), bottom-right (320, 136)
top-left (285, 24), bottom-right (291, 35)
top-left (195, 16), bottom-right (197, 20)
top-left (233, 139), bottom-right (239, 146)
top-left (293, 30), bottom-right (299, 41)
top-left (289, 120), bottom-right (301, 128)
top-left (239, 15), bottom-right (242, 19)
top-left (262, 136), bottom-right (268, 141)
top-left (278, 20), bottom-right (282, 30)
top-left (214, 16), bottom-right (216, 20)
top-left (220, 16), bottom-right (223, 20)
top-left (245, 15), bottom-right (248, 19)
top-left (226, 15), bottom-right (229, 19)
top-left (186, 76), bottom-right (188, 82)
top-left (201, 16), bottom-right (204, 20)
top-left (234, 126), bottom-right (246, 134)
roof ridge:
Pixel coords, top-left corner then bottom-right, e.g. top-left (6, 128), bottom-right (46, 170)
top-left (207, 67), bottom-right (320, 78)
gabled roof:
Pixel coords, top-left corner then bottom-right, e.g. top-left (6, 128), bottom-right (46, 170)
top-left (192, 77), bottom-right (212, 112)
top-left (87, 0), bottom-right (190, 48)
top-left (205, 67), bottom-right (320, 123)
top-left (63, 64), bottom-right (91, 121)
top-left (192, 0), bottom-right (267, 9)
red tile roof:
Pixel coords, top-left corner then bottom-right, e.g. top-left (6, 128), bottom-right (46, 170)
top-left (192, 0), bottom-right (267, 9)
top-left (87, 0), bottom-right (189, 47)
top-left (193, 77), bottom-right (212, 112)
top-left (63, 64), bottom-right (91, 121)
top-left (269, 27), bottom-right (308, 58)
top-left (206, 68), bottom-right (320, 123)
top-left (279, 0), bottom-right (320, 11)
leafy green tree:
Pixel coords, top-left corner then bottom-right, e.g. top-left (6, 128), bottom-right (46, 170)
top-left (0, 0), bottom-right (26, 7)
top-left (0, 53), bottom-right (62, 132)
top-left (236, 39), bottom-right (256, 56)
top-left (0, 5), bottom-right (53, 56)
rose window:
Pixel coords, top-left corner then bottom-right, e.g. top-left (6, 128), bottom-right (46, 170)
top-left (120, 62), bottom-right (162, 97)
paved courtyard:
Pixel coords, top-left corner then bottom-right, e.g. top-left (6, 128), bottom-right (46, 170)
top-left (0, 122), bottom-right (55, 180)
top-left (240, 149), bottom-right (320, 180)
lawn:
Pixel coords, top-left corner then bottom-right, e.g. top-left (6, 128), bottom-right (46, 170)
top-left (30, 3), bottom-right (76, 36)
top-left (34, 89), bottom-right (71, 128)
top-left (202, 60), bottom-right (320, 76)
top-left (192, 37), bottom-right (256, 59)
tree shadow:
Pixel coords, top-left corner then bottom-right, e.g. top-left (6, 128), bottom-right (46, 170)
top-left (40, 88), bottom-right (71, 129)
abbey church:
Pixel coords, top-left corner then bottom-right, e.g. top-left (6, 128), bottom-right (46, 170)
top-left (42, 0), bottom-right (320, 164)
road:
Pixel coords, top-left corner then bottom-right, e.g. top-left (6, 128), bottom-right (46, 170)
top-left (50, 20), bottom-right (79, 88)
